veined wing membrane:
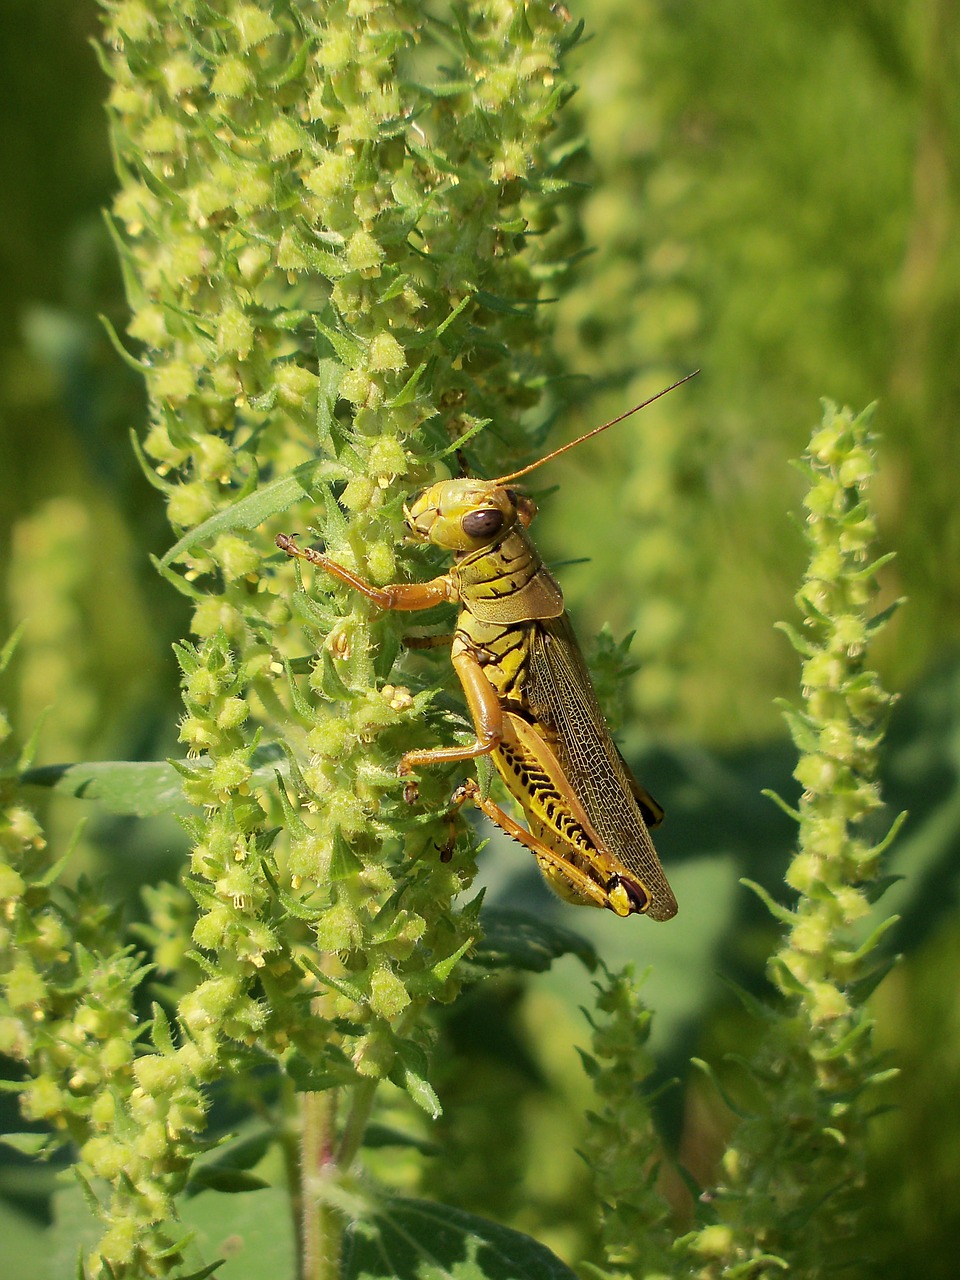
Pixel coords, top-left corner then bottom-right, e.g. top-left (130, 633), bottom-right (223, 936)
top-left (526, 615), bottom-right (677, 920)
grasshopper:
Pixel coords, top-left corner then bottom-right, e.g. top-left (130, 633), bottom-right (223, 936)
top-left (278, 374), bottom-right (696, 921)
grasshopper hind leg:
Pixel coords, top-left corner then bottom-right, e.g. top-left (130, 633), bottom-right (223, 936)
top-left (451, 779), bottom-right (647, 916)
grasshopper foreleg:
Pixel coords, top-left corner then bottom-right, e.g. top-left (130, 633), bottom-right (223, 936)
top-left (276, 534), bottom-right (456, 612)
top-left (278, 535), bottom-right (507, 802)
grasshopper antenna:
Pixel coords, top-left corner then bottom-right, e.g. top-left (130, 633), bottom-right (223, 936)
top-left (492, 368), bottom-right (700, 485)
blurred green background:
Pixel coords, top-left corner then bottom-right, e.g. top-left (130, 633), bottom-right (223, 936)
top-left (2, 1), bottom-right (959, 1275)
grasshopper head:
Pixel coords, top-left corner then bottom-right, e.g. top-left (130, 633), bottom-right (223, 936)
top-left (404, 479), bottom-right (537, 552)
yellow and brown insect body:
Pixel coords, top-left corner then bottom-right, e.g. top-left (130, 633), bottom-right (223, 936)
top-left (278, 473), bottom-right (678, 921)
top-left (429, 485), bottom-right (675, 920)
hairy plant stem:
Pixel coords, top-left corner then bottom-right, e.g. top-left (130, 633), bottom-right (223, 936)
top-left (335, 1078), bottom-right (378, 1171)
top-left (300, 1089), bottom-right (341, 1280)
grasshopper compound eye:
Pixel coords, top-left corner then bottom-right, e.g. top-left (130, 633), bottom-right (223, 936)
top-left (461, 508), bottom-right (504, 539)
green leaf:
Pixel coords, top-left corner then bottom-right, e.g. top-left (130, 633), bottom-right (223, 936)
top-left (774, 621), bottom-right (815, 658)
top-left (179, 1183), bottom-right (291, 1276)
top-left (298, 955), bottom-right (367, 1004)
top-left (690, 1056), bottom-right (756, 1121)
top-left (159, 458), bottom-right (347, 567)
top-left (867, 597), bottom-right (906, 634)
top-left (761, 787), bottom-right (801, 823)
top-left (860, 809), bottom-right (909, 866)
top-left (836, 913), bottom-right (901, 966)
top-left (774, 699), bottom-right (819, 755)
top-left (466, 908), bottom-right (598, 975)
top-left (186, 1168), bottom-right (271, 1194)
top-left (413, 79), bottom-right (474, 105)
top-left (173, 1264), bottom-right (225, 1280)
top-left (98, 312), bottom-right (149, 372)
top-left (390, 1040), bottom-right (442, 1118)
top-left (361, 1123), bottom-right (440, 1156)
top-left (273, 770), bottom-right (311, 842)
top-left (0, 621), bottom-right (26, 675)
top-left (741, 877), bottom-right (796, 926)
top-left (387, 359), bottom-right (428, 408)
top-left (318, 480), bottom-right (349, 546)
top-left (268, 31), bottom-right (315, 87)
top-left (863, 872), bottom-right (905, 905)
top-left (316, 318), bottom-right (366, 366)
top-left (20, 760), bottom-right (190, 818)
top-left (316, 357), bottom-right (343, 444)
top-left (343, 1194), bottom-right (580, 1280)
top-left (150, 554), bottom-right (206, 600)
top-left (151, 1002), bottom-right (176, 1054)
top-left (849, 550), bottom-right (897, 583)
top-left (129, 426), bottom-right (175, 493)
top-left (9, 711), bottom-right (47, 776)
top-left (0, 1132), bottom-right (58, 1157)
top-left (430, 936), bottom-right (475, 984)
top-left (473, 289), bottom-right (539, 316)
top-left (290, 235), bottom-right (348, 279)
top-left (433, 291), bottom-right (474, 339)
top-left (557, 17), bottom-right (586, 54)
top-left (436, 415), bottom-right (491, 458)
top-left (287, 1047), bottom-right (363, 1092)
top-left (717, 974), bottom-right (778, 1023)
top-left (475, 751), bottom-right (496, 800)
top-left (330, 828), bottom-right (365, 881)
top-left (281, 654), bottom-right (319, 722)
top-left (847, 954), bottom-right (900, 1004)
top-left (190, 1128), bottom-right (274, 1181)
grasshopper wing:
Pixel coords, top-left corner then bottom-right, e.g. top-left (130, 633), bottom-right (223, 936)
top-left (526, 614), bottom-right (678, 921)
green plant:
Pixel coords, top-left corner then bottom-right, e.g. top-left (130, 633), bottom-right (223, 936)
top-left (0, 4), bottom-right (907, 1279)
top-left (4, 1), bottom-right (589, 1276)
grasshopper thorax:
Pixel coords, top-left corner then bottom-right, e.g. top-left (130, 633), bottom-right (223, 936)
top-left (404, 479), bottom-right (537, 553)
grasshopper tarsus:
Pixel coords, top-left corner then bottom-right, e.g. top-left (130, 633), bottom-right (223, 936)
top-left (436, 840), bottom-right (455, 864)
top-left (444, 781), bottom-right (474, 822)
top-left (437, 781), bottom-right (474, 862)
top-left (402, 778), bottom-right (420, 804)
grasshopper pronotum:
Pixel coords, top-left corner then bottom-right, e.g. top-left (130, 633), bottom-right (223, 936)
top-left (278, 374), bottom-right (697, 921)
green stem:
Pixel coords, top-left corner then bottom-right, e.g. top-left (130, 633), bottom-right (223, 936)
top-left (280, 1078), bottom-right (306, 1280)
top-left (300, 1088), bottom-right (341, 1280)
top-left (335, 1078), bottom-right (378, 1171)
